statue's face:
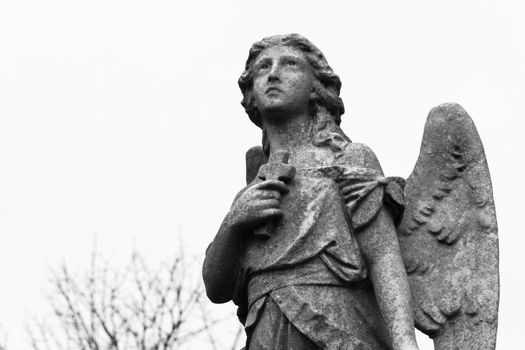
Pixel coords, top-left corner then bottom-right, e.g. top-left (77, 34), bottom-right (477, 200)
top-left (252, 45), bottom-right (314, 121)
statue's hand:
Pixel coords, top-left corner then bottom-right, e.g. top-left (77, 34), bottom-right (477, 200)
top-left (227, 180), bottom-right (288, 234)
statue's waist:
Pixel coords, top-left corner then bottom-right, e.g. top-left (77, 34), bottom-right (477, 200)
top-left (246, 257), bottom-right (366, 310)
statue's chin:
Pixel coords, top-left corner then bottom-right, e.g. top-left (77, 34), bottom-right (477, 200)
top-left (258, 104), bottom-right (309, 124)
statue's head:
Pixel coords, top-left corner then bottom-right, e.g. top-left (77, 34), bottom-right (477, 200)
top-left (239, 33), bottom-right (345, 127)
top-left (238, 34), bottom-right (349, 155)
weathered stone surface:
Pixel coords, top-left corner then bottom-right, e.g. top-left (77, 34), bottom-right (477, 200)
top-left (202, 34), bottom-right (498, 350)
top-left (397, 103), bottom-right (499, 349)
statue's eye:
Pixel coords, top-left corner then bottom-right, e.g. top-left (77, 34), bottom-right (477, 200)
top-left (286, 60), bottom-right (297, 66)
top-left (257, 62), bottom-right (271, 71)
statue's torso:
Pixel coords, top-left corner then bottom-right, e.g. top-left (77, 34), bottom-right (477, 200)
top-left (243, 167), bottom-right (368, 305)
top-left (236, 144), bottom-right (397, 350)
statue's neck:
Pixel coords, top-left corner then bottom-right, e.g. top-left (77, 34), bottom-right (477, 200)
top-left (262, 112), bottom-right (313, 160)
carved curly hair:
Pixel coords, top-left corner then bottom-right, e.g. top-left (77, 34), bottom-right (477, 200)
top-left (238, 33), bottom-right (350, 156)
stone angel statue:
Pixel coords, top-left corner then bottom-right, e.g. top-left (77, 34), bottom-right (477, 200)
top-left (202, 34), bottom-right (498, 350)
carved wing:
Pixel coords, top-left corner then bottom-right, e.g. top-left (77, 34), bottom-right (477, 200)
top-left (397, 103), bottom-right (498, 349)
top-left (245, 146), bottom-right (267, 184)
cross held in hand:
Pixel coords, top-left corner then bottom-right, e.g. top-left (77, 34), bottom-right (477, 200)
top-left (254, 150), bottom-right (295, 238)
top-left (257, 150), bottom-right (296, 183)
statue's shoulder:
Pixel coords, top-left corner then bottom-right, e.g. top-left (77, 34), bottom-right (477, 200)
top-left (337, 142), bottom-right (384, 174)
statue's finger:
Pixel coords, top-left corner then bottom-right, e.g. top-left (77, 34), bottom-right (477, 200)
top-left (256, 189), bottom-right (281, 200)
top-left (256, 199), bottom-right (281, 209)
top-left (414, 308), bottom-right (441, 334)
top-left (423, 305), bottom-right (447, 325)
top-left (257, 180), bottom-right (289, 194)
top-left (258, 208), bottom-right (283, 219)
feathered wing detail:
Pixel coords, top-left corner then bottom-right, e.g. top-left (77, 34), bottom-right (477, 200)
top-left (397, 103), bottom-right (498, 349)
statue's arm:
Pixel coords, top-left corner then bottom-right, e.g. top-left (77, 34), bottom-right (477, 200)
top-left (202, 210), bottom-right (246, 303)
top-left (356, 209), bottom-right (419, 350)
top-left (341, 143), bottom-right (419, 350)
top-left (202, 179), bottom-right (288, 303)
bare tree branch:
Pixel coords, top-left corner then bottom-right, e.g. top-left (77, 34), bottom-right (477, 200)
top-left (27, 246), bottom-right (238, 350)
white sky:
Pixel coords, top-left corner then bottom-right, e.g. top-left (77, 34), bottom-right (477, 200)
top-left (0, 1), bottom-right (523, 349)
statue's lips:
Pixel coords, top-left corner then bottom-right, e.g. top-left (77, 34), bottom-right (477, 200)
top-left (265, 87), bottom-right (282, 94)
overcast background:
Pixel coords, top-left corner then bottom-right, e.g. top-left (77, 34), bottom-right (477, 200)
top-left (0, 1), bottom-right (523, 349)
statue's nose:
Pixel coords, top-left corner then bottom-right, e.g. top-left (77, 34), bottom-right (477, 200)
top-left (268, 65), bottom-right (281, 82)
